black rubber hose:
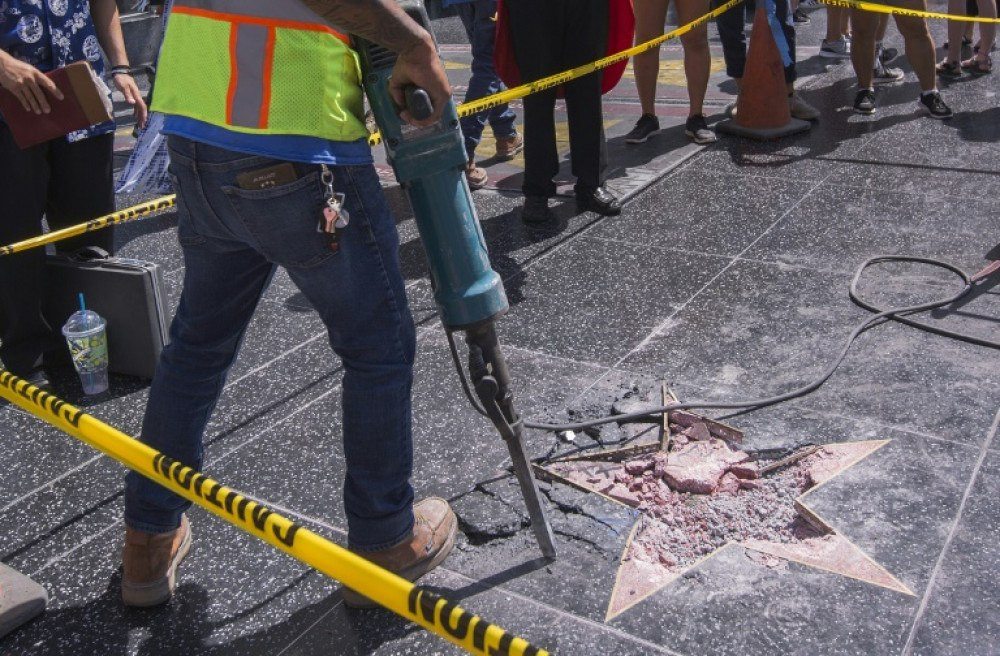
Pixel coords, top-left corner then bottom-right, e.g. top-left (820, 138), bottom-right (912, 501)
top-left (447, 255), bottom-right (998, 433)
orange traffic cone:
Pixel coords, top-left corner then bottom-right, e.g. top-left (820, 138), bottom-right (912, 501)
top-left (717, 2), bottom-right (810, 139)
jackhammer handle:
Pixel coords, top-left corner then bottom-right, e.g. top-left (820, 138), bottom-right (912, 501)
top-left (404, 86), bottom-right (434, 121)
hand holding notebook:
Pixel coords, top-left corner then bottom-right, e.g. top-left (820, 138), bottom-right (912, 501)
top-left (0, 59), bottom-right (113, 149)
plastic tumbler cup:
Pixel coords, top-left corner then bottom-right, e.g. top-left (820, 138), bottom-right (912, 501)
top-left (62, 309), bottom-right (109, 395)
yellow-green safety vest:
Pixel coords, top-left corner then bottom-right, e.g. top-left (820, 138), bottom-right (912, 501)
top-left (152, 0), bottom-right (368, 143)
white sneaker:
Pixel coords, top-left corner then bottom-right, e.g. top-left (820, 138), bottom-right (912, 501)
top-left (789, 94), bottom-right (820, 121)
top-left (820, 37), bottom-right (851, 59)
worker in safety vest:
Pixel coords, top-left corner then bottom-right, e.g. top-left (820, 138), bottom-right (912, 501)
top-left (121, 0), bottom-right (455, 610)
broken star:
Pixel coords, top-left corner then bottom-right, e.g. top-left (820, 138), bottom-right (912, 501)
top-left (542, 424), bottom-right (914, 621)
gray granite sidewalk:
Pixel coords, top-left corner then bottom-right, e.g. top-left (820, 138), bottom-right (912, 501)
top-left (2, 5), bottom-right (999, 655)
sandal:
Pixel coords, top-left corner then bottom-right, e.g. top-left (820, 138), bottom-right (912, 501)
top-left (936, 59), bottom-right (963, 78)
top-left (961, 56), bottom-right (993, 75)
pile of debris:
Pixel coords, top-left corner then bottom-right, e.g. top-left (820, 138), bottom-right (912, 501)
top-left (538, 383), bottom-right (907, 618)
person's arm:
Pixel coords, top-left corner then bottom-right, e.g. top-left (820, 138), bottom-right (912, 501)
top-left (0, 49), bottom-right (65, 114)
top-left (300, 0), bottom-right (450, 126)
top-left (91, 0), bottom-right (149, 127)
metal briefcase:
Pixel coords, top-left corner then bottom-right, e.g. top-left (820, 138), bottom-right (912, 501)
top-left (44, 247), bottom-right (170, 380)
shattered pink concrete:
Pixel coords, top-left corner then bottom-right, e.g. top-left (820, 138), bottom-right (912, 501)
top-left (544, 435), bottom-right (903, 619)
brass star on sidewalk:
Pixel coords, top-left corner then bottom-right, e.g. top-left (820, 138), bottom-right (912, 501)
top-left (540, 416), bottom-right (914, 621)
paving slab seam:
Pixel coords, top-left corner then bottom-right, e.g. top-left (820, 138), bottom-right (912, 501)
top-left (27, 385), bottom-right (343, 576)
top-left (611, 175), bottom-right (831, 368)
top-left (436, 568), bottom-right (690, 656)
top-left (272, 599), bottom-right (345, 656)
top-left (900, 406), bottom-right (1000, 655)
top-left (457, 145), bottom-right (710, 284)
top-left (184, 465), bottom-right (687, 656)
top-left (653, 371), bottom-right (989, 452)
top-left (0, 329), bottom-right (334, 515)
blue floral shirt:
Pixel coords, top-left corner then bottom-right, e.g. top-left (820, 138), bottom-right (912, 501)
top-left (0, 0), bottom-right (114, 141)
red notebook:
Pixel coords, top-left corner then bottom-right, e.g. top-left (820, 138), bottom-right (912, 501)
top-left (0, 61), bottom-right (113, 149)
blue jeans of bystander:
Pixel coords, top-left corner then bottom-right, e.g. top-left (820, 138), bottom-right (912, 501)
top-left (455, 0), bottom-right (518, 159)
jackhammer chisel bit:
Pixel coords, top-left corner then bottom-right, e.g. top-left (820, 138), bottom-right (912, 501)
top-left (467, 325), bottom-right (557, 559)
top-left (354, 0), bottom-right (557, 558)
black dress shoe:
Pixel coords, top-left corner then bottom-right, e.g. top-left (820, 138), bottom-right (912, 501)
top-left (576, 186), bottom-right (622, 216)
top-left (521, 196), bottom-right (555, 224)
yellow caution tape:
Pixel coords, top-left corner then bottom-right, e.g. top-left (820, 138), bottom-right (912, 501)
top-left (0, 195), bottom-right (177, 257)
top-left (368, 0), bottom-right (745, 146)
top-left (822, 0), bottom-right (1000, 21)
top-left (0, 370), bottom-right (549, 656)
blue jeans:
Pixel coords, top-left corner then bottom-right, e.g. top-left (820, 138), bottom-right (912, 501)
top-left (455, 0), bottom-right (518, 159)
top-left (124, 137), bottom-right (417, 552)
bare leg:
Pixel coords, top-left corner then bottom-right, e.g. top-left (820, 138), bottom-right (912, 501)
top-left (677, 0), bottom-right (711, 116)
top-left (826, 5), bottom-right (848, 42)
top-left (851, 8), bottom-right (878, 87)
top-left (875, 13), bottom-right (890, 41)
top-left (633, 0), bottom-right (670, 116)
top-left (944, 0), bottom-right (967, 63)
top-left (974, 0), bottom-right (997, 62)
top-left (896, 13), bottom-right (938, 90)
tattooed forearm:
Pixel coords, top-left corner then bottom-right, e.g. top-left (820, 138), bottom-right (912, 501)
top-left (301, 0), bottom-right (432, 55)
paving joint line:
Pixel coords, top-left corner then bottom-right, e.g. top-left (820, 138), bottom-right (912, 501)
top-left (220, 497), bottom-right (690, 656)
top-left (28, 386), bottom-right (342, 576)
top-left (1, 329), bottom-right (333, 515)
top-left (615, 122), bottom-right (887, 367)
top-left (655, 372), bottom-right (990, 452)
top-left (900, 405), bottom-right (1000, 655)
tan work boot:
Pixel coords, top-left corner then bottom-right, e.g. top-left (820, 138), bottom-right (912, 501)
top-left (122, 514), bottom-right (192, 607)
top-left (465, 159), bottom-right (488, 190)
top-left (341, 497), bottom-right (457, 609)
top-left (495, 132), bottom-right (524, 161)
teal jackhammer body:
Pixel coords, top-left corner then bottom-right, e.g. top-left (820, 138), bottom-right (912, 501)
top-left (354, 1), bottom-right (557, 559)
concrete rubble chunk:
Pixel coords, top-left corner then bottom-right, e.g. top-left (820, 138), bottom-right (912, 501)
top-left (731, 462), bottom-right (760, 480)
top-left (661, 438), bottom-right (751, 494)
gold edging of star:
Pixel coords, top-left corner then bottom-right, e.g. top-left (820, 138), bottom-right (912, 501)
top-left (536, 408), bottom-right (915, 621)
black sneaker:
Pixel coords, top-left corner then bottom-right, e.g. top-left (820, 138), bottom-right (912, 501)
top-left (624, 114), bottom-right (660, 144)
top-left (684, 114), bottom-right (717, 144)
top-left (878, 45), bottom-right (899, 64)
top-left (853, 89), bottom-right (876, 115)
top-left (793, 7), bottom-right (810, 23)
top-left (919, 91), bottom-right (953, 119)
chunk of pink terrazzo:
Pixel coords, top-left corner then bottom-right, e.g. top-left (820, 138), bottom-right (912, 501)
top-left (717, 472), bottom-right (742, 495)
top-left (683, 422), bottom-right (712, 442)
top-left (662, 438), bottom-right (749, 494)
top-left (625, 458), bottom-right (652, 475)
top-left (730, 461), bottom-right (760, 480)
top-left (606, 484), bottom-right (641, 507)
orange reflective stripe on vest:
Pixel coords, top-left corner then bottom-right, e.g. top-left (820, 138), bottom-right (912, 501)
top-left (171, 0), bottom-right (350, 131)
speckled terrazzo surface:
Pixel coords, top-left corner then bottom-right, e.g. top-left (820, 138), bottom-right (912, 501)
top-left (2, 6), bottom-right (999, 656)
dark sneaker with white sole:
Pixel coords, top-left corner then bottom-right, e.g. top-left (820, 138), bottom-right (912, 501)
top-left (854, 88), bottom-right (876, 115)
top-left (684, 114), bottom-right (716, 144)
top-left (625, 114), bottom-right (660, 144)
top-left (873, 60), bottom-right (905, 84)
top-left (919, 91), bottom-right (953, 119)
top-left (878, 45), bottom-right (899, 64)
top-left (341, 498), bottom-right (457, 609)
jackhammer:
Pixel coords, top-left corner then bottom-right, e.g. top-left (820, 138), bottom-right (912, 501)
top-left (354, 2), bottom-right (557, 558)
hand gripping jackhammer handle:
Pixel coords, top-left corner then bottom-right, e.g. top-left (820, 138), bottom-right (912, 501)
top-left (404, 86), bottom-right (434, 121)
top-left (465, 324), bottom-right (558, 559)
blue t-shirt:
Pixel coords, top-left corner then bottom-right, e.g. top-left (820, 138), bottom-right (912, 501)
top-left (162, 116), bottom-right (374, 166)
top-left (0, 0), bottom-right (114, 141)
